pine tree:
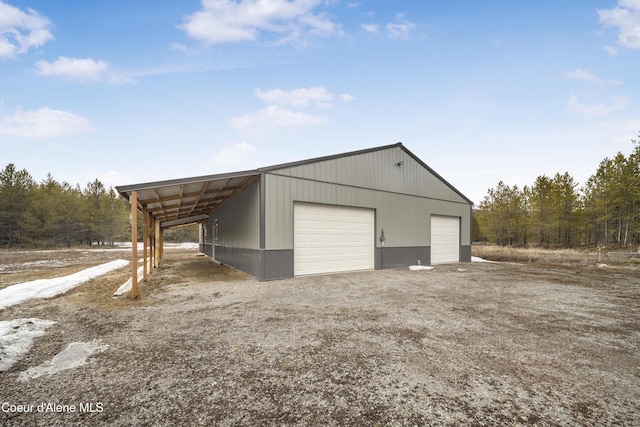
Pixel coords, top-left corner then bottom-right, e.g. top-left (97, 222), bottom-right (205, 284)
top-left (552, 172), bottom-right (579, 246)
top-left (0, 164), bottom-right (34, 247)
top-left (83, 179), bottom-right (107, 245)
top-left (476, 181), bottom-right (525, 246)
top-left (24, 174), bottom-right (61, 245)
top-left (531, 175), bottom-right (554, 245)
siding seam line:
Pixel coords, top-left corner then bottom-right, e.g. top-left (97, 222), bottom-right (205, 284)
top-left (264, 172), bottom-right (472, 206)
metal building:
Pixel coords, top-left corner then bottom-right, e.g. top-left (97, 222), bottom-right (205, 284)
top-left (117, 143), bottom-right (472, 282)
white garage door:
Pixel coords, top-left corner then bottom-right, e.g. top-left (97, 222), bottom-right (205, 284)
top-left (431, 215), bottom-right (460, 264)
top-left (294, 203), bottom-right (374, 275)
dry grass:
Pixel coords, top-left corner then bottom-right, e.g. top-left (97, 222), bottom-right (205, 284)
top-left (472, 244), bottom-right (640, 267)
top-left (0, 248), bottom-right (132, 290)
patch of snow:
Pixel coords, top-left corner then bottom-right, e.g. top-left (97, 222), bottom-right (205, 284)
top-left (0, 259), bottom-right (129, 310)
top-left (18, 340), bottom-right (108, 381)
top-left (111, 242), bottom-right (145, 249)
top-left (471, 256), bottom-right (497, 263)
top-left (114, 263), bottom-right (144, 296)
top-left (0, 318), bottom-right (56, 372)
top-left (116, 242), bottom-right (199, 250)
top-left (175, 242), bottom-right (199, 249)
top-left (409, 265), bottom-right (434, 271)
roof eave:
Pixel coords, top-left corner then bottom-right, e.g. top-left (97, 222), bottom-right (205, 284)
top-left (115, 169), bottom-right (261, 199)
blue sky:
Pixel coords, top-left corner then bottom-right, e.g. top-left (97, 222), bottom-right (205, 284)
top-left (1, 0), bottom-right (639, 204)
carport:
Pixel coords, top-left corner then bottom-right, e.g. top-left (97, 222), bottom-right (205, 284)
top-left (116, 171), bottom-right (260, 298)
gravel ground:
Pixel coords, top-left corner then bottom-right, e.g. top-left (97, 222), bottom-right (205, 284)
top-left (1, 249), bottom-right (639, 426)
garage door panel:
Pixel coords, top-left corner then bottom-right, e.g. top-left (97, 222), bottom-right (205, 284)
top-left (431, 215), bottom-right (459, 264)
top-left (294, 203), bottom-right (374, 275)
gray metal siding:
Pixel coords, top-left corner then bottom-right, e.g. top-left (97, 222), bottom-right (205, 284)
top-left (262, 250), bottom-right (294, 280)
top-left (214, 247), bottom-right (292, 281)
top-left (267, 145), bottom-right (468, 204)
top-left (460, 245), bottom-right (472, 262)
top-left (208, 179), bottom-right (260, 250)
top-left (201, 243), bottom-right (213, 257)
top-left (376, 246), bottom-right (430, 269)
top-left (214, 246), bottom-right (261, 278)
top-left (264, 174), bottom-right (471, 251)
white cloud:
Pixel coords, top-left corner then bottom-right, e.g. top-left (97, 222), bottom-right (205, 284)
top-left (598, 0), bottom-right (640, 49)
top-left (170, 42), bottom-right (199, 56)
top-left (360, 23), bottom-right (378, 33)
top-left (603, 45), bottom-right (619, 56)
top-left (0, 0), bottom-right (53, 58)
top-left (340, 93), bottom-right (355, 102)
top-left (562, 68), bottom-right (622, 85)
top-left (0, 107), bottom-right (95, 138)
top-left (567, 94), bottom-right (630, 117)
top-left (231, 85), bottom-right (353, 131)
top-left (179, 0), bottom-right (339, 45)
top-left (34, 57), bottom-right (134, 84)
top-left (387, 20), bottom-right (416, 40)
top-left (35, 57), bottom-right (107, 82)
top-left (563, 68), bottom-right (600, 83)
top-left (298, 11), bottom-right (338, 36)
top-left (230, 104), bottom-right (328, 131)
top-left (255, 86), bottom-right (334, 108)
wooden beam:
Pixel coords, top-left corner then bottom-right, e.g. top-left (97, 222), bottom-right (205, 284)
top-left (150, 216), bottom-right (155, 272)
top-left (150, 213), bottom-right (154, 273)
top-left (142, 206), bottom-right (148, 282)
top-left (136, 187), bottom-right (241, 205)
top-left (185, 181), bottom-right (211, 218)
top-left (131, 191), bottom-right (138, 299)
top-left (154, 219), bottom-right (161, 267)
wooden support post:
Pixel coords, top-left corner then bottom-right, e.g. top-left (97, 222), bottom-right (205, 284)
top-left (131, 191), bottom-right (138, 299)
top-left (148, 217), bottom-right (154, 271)
top-left (160, 228), bottom-right (164, 261)
top-left (154, 220), bottom-right (161, 267)
top-left (149, 214), bottom-right (154, 273)
top-left (142, 207), bottom-right (148, 282)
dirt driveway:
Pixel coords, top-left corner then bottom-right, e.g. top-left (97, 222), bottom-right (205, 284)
top-left (1, 249), bottom-right (639, 426)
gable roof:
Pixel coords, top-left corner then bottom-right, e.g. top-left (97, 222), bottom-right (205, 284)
top-left (261, 142), bottom-right (473, 205)
top-left (116, 142), bottom-right (471, 229)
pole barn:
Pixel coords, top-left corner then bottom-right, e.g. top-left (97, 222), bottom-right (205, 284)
top-left (117, 143), bottom-right (473, 286)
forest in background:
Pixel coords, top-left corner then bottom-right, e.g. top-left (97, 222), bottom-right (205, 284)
top-left (474, 135), bottom-right (640, 248)
top-left (2, 134), bottom-right (639, 250)
top-left (0, 164), bottom-right (197, 248)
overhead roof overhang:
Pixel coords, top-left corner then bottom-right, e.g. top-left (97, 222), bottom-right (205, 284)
top-left (116, 170), bottom-right (260, 229)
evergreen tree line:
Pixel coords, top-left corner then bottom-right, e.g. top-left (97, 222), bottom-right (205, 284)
top-left (0, 164), bottom-right (130, 247)
top-left (0, 163), bottom-right (199, 248)
top-left (474, 138), bottom-right (640, 248)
